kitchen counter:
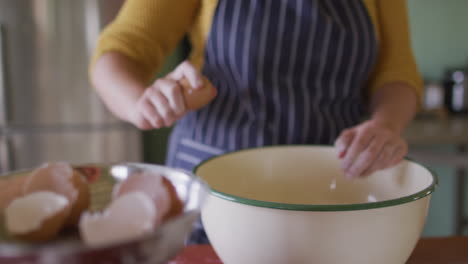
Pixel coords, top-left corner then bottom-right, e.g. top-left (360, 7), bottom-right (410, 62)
top-left (170, 237), bottom-right (468, 263)
top-left (405, 116), bottom-right (468, 145)
top-left (404, 116), bottom-right (468, 167)
top-left (407, 236), bottom-right (468, 263)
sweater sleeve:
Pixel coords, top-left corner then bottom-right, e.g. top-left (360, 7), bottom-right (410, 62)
top-left (90, 0), bottom-right (200, 84)
top-left (367, 0), bottom-right (423, 100)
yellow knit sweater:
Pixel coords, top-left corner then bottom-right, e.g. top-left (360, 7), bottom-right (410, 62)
top-left (92, 0), bottom-right (423, 97)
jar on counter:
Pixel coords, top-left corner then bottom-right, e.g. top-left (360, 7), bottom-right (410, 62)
top-left (443, 70), bottom-right (468, 114)
top-left (423, 82), bottom-right (444, 111)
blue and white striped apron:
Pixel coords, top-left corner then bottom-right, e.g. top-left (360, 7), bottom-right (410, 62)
top-left (167, 0), bottom-right (378, 243)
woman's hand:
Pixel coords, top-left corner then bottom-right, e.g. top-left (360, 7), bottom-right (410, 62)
top-left (131, 61), bottom-right (204, 130)
top-left (92, 53), bottom-right (216, 130)
top-left (334, 119), bottom-right (408, 179)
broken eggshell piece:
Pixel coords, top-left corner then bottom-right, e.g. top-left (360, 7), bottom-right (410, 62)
top-left (0, 163), bottom-right (208, 264)
top-left (112, 171), bottom-right (173, 224)
top-left (0, 176), bottom-right (28, 216)
top-left (5, 191), bottom-right (71, 242)
top-left (22, 162), bottom-right (90, 226)
top-left (79, 192), bottom-right (157, 247)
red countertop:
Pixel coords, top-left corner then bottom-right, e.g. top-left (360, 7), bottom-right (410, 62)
top-left (170, 237), bottom-right (468, 264)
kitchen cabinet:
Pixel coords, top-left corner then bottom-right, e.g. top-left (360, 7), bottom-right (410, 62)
top-left (405, 117), bottom-right (468, 236)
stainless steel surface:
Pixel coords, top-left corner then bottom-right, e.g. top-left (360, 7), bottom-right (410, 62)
top-left (0, 23), bottom-right (6, 125)
top-left (0, 136), bottom-right (11, 172)
top-left (0, 23), bottom-right (11, 172)
top-left (0, 0), bottom-right (140, 173)
top-left (9, 128), bottom-right (140, 169)
top-left (0, 0), bottom-right (115, 125)
top-left (0, 163), bottom-right (209, 264)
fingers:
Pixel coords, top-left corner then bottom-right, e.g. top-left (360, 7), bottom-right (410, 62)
top-left (138, 96), bottom-right (164, 128)
top-left (133, 78), bottom-right (186, 129)
top-left (147, 88), bottom-right (176, 127)
top-left (338, 119), bottom-right (410, 179)
top-left (360, 142), bottom-right (394, 177)
top-left (344, 135), bottom-right (387, 179)
top-left (155, 79), bottom-right (186, 118)
top-left (130, 61), bottom-right (204, 130)
top-left (353, 139), bottom-right (408, 178)
top-left (335, 129), bottom-right (355, 158)
top-left (132, 61), bottom-right (203, 130)
top-left (340, 129), bottom-right (375, 176)
top-left (127, 99), bottom-right (153, 130)
top-left (169, 61), bottom-right (204, 89)
top-left (386, 140), bottom-right (407, 168)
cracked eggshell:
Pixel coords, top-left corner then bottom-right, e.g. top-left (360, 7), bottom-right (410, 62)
top-left (22, 162), bottom-right (90, 227)
top-left (79, 192), bottom-right (156, 247)
top-left (5, 191), bottom-right (71, 242)
top-left (0, 176), bottom-right (28, 216)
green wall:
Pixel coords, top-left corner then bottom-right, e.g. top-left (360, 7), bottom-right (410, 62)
top-left (407, 0), bottom-right (468, 236)
top-left (408, 0), bottom-right (468, 81)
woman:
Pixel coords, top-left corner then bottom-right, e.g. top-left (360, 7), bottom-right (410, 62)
top-left (91, 0), bottom-right (422, 243)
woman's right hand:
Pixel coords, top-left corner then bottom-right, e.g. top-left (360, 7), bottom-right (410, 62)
top-left (130, 61), bottom-right (209, 130)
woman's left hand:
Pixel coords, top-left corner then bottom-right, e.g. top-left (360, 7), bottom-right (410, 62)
top-left (334, 119), bottom-right (408, 179)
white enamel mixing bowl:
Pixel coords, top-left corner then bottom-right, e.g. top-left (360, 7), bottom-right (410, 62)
top-left (194, 146), bottom-right (437, 264)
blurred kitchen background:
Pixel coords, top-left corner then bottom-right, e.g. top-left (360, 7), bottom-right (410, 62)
top-left (1, 0), bottom-right (468, 238)
top-left (0, 0), bottom-right (141, 173)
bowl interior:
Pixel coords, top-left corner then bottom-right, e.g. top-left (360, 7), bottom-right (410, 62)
top-left (196, 146), bottom-right (436, 207)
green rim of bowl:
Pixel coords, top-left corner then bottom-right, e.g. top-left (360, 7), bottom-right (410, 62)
top-left (193, 145), bottom-right (438, 212)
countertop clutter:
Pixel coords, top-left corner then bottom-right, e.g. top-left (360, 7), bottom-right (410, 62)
top-left (170, 237), bottom-right (468, 264)
top-left (405, 116), bottom-right (468, 145)
top-left (404, 116), bottom-right (468, 167)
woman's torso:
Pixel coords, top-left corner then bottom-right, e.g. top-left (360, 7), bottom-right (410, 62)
top-left (167, 0), bottom-right (378, 171)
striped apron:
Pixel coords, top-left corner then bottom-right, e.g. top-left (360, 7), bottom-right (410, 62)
top-left (167, 0), bottom-right (378, 243)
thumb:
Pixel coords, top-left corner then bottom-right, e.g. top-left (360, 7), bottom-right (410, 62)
top-left (169, 61), bottom-right (204, 90)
